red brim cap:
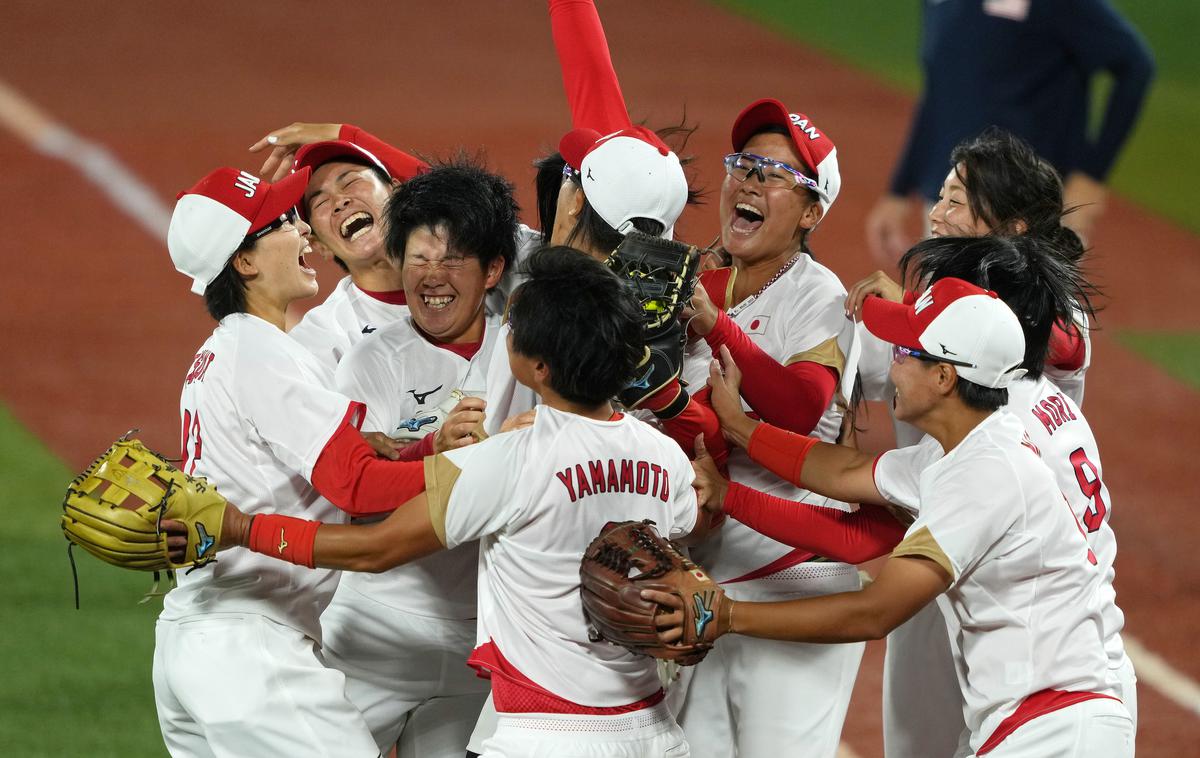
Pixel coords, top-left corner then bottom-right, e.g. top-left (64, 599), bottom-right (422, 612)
top-left (248, 166), bottom-right (310, 233)
top-left (559, 127), bottom-right (603, 169)
top-left (731, 98), bottom-right (817, 173)
top-left (293, 140), bottom-right (393, 220)
top-left (861, 294), bottom-right (923, 348)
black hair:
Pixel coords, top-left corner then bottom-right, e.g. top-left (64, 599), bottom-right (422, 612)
top-left (955, 378), bottom-right (1008, 412)
top-left (899, 235), bottom-right (1095, 379)
top-left (537, 120), bottom-right (704, 257)
top-left (508, 247), bottom-right (645, 406)
top-left (384, 154), bottom-right (518, 275)
top-left (203, 238), bottom-right (253, 321)
top-left (951, 128), bottom-right (1085, 264)
top-left (744, 124), bottom-right (822, 259)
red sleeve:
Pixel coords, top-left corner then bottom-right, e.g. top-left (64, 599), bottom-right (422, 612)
top-left (699, 267), bottom-right (736, 311)
top-left (745, 421), bottom-right (817, 487)
top-left (338, 124), bottom-right (429, 182)
top-left (1048, 320), bottom-right (1086, 372)
top-left (311, 422), bottom-right (426, 516)
top-left (705, 311), bottom-right (837, 435)
top-left (549, 0), bottom-right (632, 132)
top-left (394, 433), bottom-right (436, 462)
top-left (658, 387), bottom-right (729, 471)
top-left (724, 482), bottom-right (905, 564)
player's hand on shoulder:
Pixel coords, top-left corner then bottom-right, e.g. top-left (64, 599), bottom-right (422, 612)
top-left (248, 122), bottom-right (343, 181)
top-left (708, 346), bottom-right (757, 448)
top-left (845, 270), bottom-right (904, 321)
top-left (499, 408), bottom-right (537, 434)
top-left (435, 397), bottom-right (488, 452)
top-left (361, 431), bottom-right (405, 460)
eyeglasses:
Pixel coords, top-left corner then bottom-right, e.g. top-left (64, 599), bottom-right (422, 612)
top-left (243, 208), bottom-right (299, 245)
top-left (723, 153), bottom-right (828, 201)
top-left (891, 344), bottom-right (977, 369)
top-left (562, 163), bottom-right (581, 183)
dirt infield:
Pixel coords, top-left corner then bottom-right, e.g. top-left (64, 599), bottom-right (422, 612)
top-left (2, 1), bottom-right (1197, 754)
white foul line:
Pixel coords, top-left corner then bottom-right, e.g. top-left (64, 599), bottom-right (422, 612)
top-left (1124, 633), bottom-right (1200, 716)
top-left (0, 78), bottom-right (171, 241)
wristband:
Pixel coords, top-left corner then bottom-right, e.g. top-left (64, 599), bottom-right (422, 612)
top-left (747, 422), bottom-right (818, 487)
top-left (248, 513), bottom-right (321, 568)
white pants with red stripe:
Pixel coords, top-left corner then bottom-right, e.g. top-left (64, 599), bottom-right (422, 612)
top-left (972, 698), bottom-right (1133, 758)
top-left (480, 701), bottom-right (688, 757)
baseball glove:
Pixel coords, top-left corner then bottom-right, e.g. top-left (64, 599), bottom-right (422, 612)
top-left (580, 520), bottom-right (728, 665)
top-left (606, 233), bottom-right (699, 413)
top-left (61, 434), bottom-right (227, 572)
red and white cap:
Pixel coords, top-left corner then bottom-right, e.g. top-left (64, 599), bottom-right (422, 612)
top-left (559, 125), bottom-right (688, 239)
top-left (731, 98), bottom-right (840, 214)
top-left (167, 166), bottom-right (310, 295)
top-left (292, 140), bottom-right (398, 220)
top-left (862, 277), bottom-right (1027, 389)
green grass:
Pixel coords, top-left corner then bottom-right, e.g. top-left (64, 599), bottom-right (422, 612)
top-left (0, 407), bottom-right (164, 756)
top-left (1117, 331), bottom-right (1200, 389)
top-left (711, 0), bottom-right (1200, 233)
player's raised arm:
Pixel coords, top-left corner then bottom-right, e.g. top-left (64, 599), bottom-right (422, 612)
top-left (708, 346), bottom-right (887, 506)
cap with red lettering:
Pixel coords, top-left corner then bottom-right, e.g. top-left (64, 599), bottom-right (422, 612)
top-left (731, 98), bottom-right (840, 214)
top-left (559, 125), bottom-right (688, 239)
top-left (167, 167), bottom-right (310, 295)
top-left (862, 277), bottom-right (1027, 389)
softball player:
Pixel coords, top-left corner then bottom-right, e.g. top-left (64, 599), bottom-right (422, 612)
top-left (667, 98), bottom-right (861, 758)
top-left (185, 249), bottom-right (714, 757)
top-left (158, 166), bottom-right (399, 757)
top-left (318, 160), bottom-right (516, 757)
top-left (673, 275), bottom-right (1132, 757)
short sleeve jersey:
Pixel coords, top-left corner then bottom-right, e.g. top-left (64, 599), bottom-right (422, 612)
top-left (288, 275), bottom-right (409, 371)
top-left (332, 316), bottom-right (501, 619)
top-left (876, 412), bottom-right (1113, 753)
top-left (426, 407), bottom-right (698, 706)
top-left (681, 256), bottom-right (856, 585)
top-left (163, 314), bottom-right (358, 640)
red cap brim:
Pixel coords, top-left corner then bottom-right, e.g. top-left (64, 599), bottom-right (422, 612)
top-left (559, 127), bottom-right (603, 169)
top-left (294, 141), bottom-right (393, 181)
top-left (248, 167), bottom-right (310, 232)
top-left (861, 294), bottom-right (922, 348)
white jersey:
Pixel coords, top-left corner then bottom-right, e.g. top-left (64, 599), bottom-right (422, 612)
top-left (289, 275), bottom-right (410, 370)
top-left (681, 257), bottom-right (856, 589)
top-left (332, 316), bottom-right (501, 619)
top-left (484, 223), bottom-right (542, 319)
top-left (428, 407), bottom-right (698, 707)
top-left (163, 314), bottom-right (356, 641)
top-left (876, 411), bottom-right (1114, 754)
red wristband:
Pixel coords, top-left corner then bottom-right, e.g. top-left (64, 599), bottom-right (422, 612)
top-left (747, 422), bottom-right (818, 487)
top-left (248, 513), bottom-right (321, 568)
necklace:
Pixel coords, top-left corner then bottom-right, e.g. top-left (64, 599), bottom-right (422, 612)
top-left (727, 254), bottom-right (802, 319)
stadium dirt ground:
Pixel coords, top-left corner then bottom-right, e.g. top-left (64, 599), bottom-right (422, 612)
top-left (1, 1), bottom-right (1197, 755)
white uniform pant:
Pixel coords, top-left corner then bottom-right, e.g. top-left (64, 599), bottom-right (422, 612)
top-left (973, 698), bottom-right (1133, 758)
top-left (674, 633), bottom-right (863, 758)
top-left (320, 583), bottom-right (489, 757)
top-left (481, 701), bottom-right (688, 757)
top-left (152, 613), bottom-right (379, 758)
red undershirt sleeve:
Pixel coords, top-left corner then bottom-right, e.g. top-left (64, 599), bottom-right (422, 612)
top-left (1048, 319), bottom-right (1087, 371)
top-left (395, 433), bottom-right (436, 462)
top-left (724, 482), bottom-right (906, 564)
top-left (549, 0), bottom-right (632, 132)
top-left (705, 311), bottom-right (838, 435)
top-left (311, 422), bottom-right (426, 516)
top-left (338, 124), bottom-right (429, 182)
top-left (658, 387), bottom-right (729, 470)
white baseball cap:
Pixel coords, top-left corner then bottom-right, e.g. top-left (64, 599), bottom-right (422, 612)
top-left (559, 125), bottom-right (688, 239)
top-left (731, 98), bottom-right (841, 215)
top-left (167, 166), bottom-right (310, 295)
top-left (862, 277), bottom-right (1027, 389)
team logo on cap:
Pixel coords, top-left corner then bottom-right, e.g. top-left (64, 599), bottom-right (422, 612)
top-left (789, 113), bottom-right (821, 141)
top-left (234, 170), bottom-right (260, 198)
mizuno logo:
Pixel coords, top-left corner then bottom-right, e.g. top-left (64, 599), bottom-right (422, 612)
top-left (628, 366), bottom-right (653, 391)
top-left (586, 167), bottom-right (595, 181)
top-left (361, 325), bottom-right (377, 334)
top-left (397, 415), bottom-right (438, 433)
top-left (408, 385), bottom-right (443, 404)
top-left (277, 529), bottom-right (288, 555)
top-left (940, 343), bottom-right (957, 356)
top-left (693, 592), bottom-right (715, 637)
top-left (195, 523), bottom-right (215, 558)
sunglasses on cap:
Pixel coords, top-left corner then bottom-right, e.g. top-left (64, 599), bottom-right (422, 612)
top-left (243, 208), bottom-right (300, 246)
top-left (891, 344), bottom-right (977, 370)
top-left (723, 153), bottom-right (828, 201)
